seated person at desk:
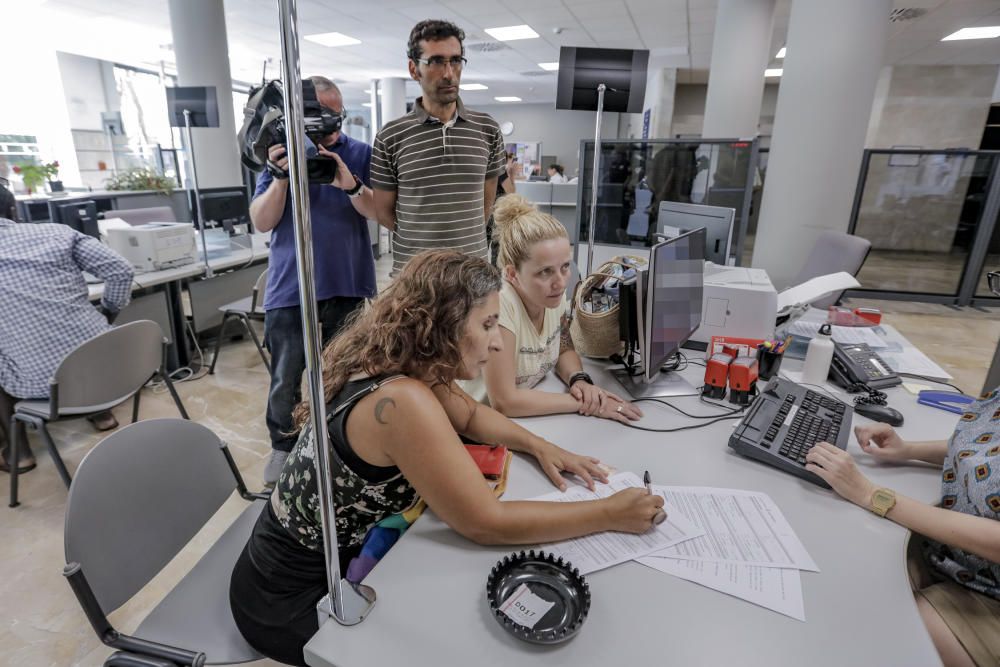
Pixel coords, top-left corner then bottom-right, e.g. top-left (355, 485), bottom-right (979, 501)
top-left (806, 410), bottom-right (1000, 667)
top-left (229, 251), bottom-right (663, 666)
top-left (479, 195), bottom-right (641, 423)
top-left (0, 218), bottom-right (133, 473)
top-left (547, 163), bottom-right (567, 184)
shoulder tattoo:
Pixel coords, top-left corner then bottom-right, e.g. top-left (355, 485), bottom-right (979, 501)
top-left (374, 397), bottom-right (397, 425)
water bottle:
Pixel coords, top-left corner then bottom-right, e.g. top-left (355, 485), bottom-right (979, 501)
top-left (801, 324), bottom-right (835, 386)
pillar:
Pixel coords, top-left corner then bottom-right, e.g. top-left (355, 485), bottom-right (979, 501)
top-left (379, 78), bottom-right (407, 127)
top-left (702, 0), bottom-right (776, 139)
top-left (751, 0), bottom-right (892, 287)
top-left (167, 0), bottom-right (242, 188)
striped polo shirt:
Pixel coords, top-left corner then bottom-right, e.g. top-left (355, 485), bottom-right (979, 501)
top-left (371, 97), bottom-right (506, 274)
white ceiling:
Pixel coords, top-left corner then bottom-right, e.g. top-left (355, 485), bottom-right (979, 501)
top-left (15, 0), bottom-right (1000, 108)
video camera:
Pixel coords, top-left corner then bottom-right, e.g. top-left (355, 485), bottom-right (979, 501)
top-left (238, 78), bottom-right (341, 183)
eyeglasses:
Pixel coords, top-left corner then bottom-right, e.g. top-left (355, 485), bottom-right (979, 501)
top-left (413, 55), bottom-right (467, 71)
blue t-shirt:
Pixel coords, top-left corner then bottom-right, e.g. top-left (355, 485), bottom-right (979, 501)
top-left (254, 133), bottom-right (377, 310)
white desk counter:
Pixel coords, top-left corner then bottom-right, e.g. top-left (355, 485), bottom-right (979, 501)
top-left (305, 357), bottom-right (951, 667)
top-left (86, 234), bottom-right (270, 301)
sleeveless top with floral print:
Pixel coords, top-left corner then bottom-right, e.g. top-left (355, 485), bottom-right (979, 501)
top-left (270, 374), bottom-right (421, 555)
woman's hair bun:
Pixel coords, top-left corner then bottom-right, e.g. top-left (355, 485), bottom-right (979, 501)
top-left (492, 194), bottom-right (537, 232)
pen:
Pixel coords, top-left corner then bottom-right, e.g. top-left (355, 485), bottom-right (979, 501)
top-left (644, 470), bottom-right (667, 525)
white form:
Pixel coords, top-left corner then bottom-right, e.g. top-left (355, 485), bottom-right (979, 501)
top-left (649, 486), bottom-right (819, 571)
top-left (530, 472), bottom-right (705, 574)
top-left (637, 557), bottom-right (806, 622)
top-left (786, 321), bottom-right (888, 348)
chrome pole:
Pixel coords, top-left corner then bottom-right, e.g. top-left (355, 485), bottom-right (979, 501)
top-left (183, 110), bottom-right (213, 278)
top-left (276, 0), bottom-right (375, 626)
top-left (585, 83), bottom-right (606, 276)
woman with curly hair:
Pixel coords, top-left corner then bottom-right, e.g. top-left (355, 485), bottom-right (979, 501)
top-left (229, 251), bottom-right (664, 665)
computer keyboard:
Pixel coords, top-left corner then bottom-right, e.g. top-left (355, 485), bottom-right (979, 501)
top-left (728, 377), bottom-right (853, 488)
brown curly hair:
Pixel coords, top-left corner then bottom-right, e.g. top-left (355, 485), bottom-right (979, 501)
top-left (292, 250), bottom-right (501, 429)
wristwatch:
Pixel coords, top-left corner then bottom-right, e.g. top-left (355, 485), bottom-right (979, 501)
top-left (869, 487), bottom-right (896, 517)
top-left (568, 371), bottom-right (593, 387)
top-left (344, 175), bottom-right (364, 198)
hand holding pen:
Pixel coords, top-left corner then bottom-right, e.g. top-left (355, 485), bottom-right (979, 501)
top-left (645, 470), bottom-right (668, 525)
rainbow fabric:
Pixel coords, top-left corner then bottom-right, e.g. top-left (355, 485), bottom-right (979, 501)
top-left (345, 500), bottom-right (427, 583)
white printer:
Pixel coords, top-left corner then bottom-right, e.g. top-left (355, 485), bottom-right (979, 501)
top-left (689, 263), bottom-right (778, 344)
top-left (105, 223), bottom-right (197, 273)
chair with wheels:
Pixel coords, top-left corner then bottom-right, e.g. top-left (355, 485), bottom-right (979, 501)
top-left (208, 269), bottom-right (269, 375)
top-left (64, 418), bottom-right (267, 666)
top-left (8, 320), bottom-right (189, 507)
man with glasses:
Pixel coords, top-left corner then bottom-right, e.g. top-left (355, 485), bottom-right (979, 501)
top-left (372, 19), bottom-right (506, 275)
top-left (249, 75), bottom-right (377, 485)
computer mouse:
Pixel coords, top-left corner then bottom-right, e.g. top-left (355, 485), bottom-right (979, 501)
top-left (854, 403), bottom-right (904, 426)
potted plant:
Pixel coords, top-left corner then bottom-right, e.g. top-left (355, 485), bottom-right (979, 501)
top-left (105, 167), bottom-right (175, 196)
top-left (12, 161), bottom-right (60, 195)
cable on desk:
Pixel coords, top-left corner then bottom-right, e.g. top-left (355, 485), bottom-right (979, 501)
top-left (619, 412), bottom-right (745, 433)
top-left (896, 373), bottom-right (964, 395)
top-left (633, 395), bottom-right (745, 419)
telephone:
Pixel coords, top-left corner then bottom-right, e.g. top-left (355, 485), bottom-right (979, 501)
top-left (828, 342), bottom-right (901, 390)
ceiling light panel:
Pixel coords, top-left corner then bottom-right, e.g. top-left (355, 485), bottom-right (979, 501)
top-left (484, 25), bottom-right (539, 41)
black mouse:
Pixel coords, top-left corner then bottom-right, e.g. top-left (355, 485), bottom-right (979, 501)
top-left (854, 403), bottom-right (904, 426)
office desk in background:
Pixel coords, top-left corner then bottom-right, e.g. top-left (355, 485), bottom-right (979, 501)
top-left (305, 357), bottom-right (948, 667)
top-left (87, 234), bottom-right (270, 368)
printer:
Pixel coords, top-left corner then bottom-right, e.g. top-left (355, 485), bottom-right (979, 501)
top-left (689, 263), bottom-right (777, 344)
top-left (105, 223), bottom-right (197, 273)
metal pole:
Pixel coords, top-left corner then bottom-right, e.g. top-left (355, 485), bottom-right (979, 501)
top-left (183, 110), bottom-right (213, 278)
top-left (585, 83), bottom-right (606, 276)
top-left (276, 0), bottom-right (376, 627)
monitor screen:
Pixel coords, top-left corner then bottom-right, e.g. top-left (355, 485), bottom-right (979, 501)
top-left (52, 200), bottom-right (100, 239)
top-left (657, 202), bottom-right (734, 265)
top-left (643, 228), bottom-right (705, 382)
top-left (166, 86), bottom-right (220, 128)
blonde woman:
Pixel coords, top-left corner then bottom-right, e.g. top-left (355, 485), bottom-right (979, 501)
top-left (483, 195), bottom-right (641, 423)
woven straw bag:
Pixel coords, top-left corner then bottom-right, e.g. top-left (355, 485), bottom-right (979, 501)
top-left (569, 258), bottom-right (642, 359)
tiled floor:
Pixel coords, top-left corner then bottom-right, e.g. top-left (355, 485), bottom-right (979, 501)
top-left (1, 253), bottom-right (997, 667)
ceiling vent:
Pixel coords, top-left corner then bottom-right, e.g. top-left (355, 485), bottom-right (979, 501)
top-left (466, 41), bottom-right (510, 53)
top-left (520, 70), bottom-right (553, 77)
top-left (889, 8), bottom-right (928, 22)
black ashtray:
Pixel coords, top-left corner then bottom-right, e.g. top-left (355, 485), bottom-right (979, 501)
top-left (486, 550), bottom-right (590, 644)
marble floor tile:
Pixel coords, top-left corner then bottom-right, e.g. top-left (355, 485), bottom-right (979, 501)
top-left (1, 254), bottom-right (997, 666)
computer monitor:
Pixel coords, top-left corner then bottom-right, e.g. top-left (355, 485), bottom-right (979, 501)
top-left (642, 228), bottom-right (705, 382)
top-left (657, 202), bottom-right (735, 266)
top-left (611, 228), bottom-right (705, 398)
top-left (50, 200), bottom-right (100, 239)
top-left (188, 188), bottom-right (251, 234)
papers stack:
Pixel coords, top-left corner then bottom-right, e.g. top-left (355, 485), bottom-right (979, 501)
top-left (533, 472), bottom-right (817, 621)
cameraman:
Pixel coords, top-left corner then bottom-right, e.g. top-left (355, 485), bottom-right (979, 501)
top-left (249, 75), bottom-right (377, 485)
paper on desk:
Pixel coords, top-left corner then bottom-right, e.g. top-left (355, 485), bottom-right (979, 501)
top-left (785, 320), bottom-right (887, 348)
top-left (649, 486), bottom-right (819, 571)
top-left (776, 272), bottom-right (860, 313)
top-left (637, 557), bottom-right (805, 622)
top-left (531, 472), bottom-right (705, 574)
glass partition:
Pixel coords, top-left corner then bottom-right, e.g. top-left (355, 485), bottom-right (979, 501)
top-left (577, 139), bottom-right (758, 265)
top-left (848, 149), bottom-right (1000, 302)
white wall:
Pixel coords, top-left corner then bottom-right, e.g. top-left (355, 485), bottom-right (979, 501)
top-left (472, 103), bottom-right (621, 177)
